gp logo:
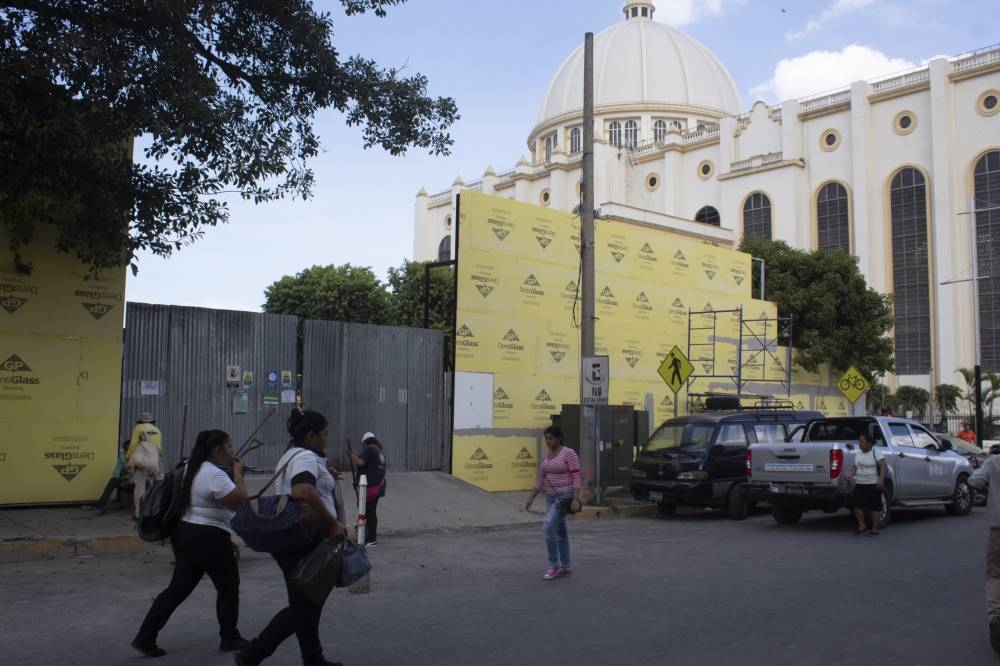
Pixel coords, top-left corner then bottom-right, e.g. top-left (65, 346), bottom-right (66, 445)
top-left (1, 354), bottom-right (30, 372)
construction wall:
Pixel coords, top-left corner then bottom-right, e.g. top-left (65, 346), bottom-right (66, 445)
top-left (453, 192), bottom-right (848, 492)
top-left (0, 225), bottom-right (126, 505)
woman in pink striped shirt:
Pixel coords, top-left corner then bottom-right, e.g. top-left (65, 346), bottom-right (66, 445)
top-left (525, 425), bottom-right (582, 580)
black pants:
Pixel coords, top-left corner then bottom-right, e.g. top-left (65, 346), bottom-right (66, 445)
top-left (135, 521), bottom-right (241, 644)
top-left (95, 476), bottom-right (132, 509)
top-left (243, 536), bottom-right (331, 665)
top-left (367, 497), bottom-right (379, 543)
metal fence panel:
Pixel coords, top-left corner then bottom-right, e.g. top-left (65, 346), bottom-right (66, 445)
top-left (120, 303), bottom-right (298, 471)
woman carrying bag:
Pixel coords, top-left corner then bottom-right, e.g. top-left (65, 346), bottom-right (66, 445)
top-left (132, 429), bottom-right (248, 657)
top-left (524, 425), bottom-right (582, 580)
top-left (350, 431), bottom-right (386, 546)
top-left (236, 409), bottom-right (346, 666)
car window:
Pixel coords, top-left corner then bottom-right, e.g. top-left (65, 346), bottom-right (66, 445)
top-left (911, 426), bottom-right (938, 449)
top-left (871, 425), bottom-right (888, 446)
top-left (717, 423), bottom-right (749, 446)
top-left (807, 419), bottom-right (870, 441)
top-left (644, 423), bottom-right (716, 453)
top-left (888, 423), bottom-right (916, 448)
top-left (753, 423), bottom-right (786, 443)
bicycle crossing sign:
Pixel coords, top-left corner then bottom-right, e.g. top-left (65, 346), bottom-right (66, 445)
top-left (658, 345), bottom-right (694, 394)
top-left (837, 366), bottom-right (870, 404)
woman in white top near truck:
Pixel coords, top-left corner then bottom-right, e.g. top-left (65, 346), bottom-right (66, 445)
top-left (132, 429), bottom-right (249, 657)
top-left (844, 433), bottom-right (886, 535)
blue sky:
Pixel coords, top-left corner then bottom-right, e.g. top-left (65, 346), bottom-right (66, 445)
top-left (124, 0), bottom-right (997, 312)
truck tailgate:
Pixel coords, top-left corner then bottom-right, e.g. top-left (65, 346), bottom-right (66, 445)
top-left (749, 441), bottom-right (836, 483)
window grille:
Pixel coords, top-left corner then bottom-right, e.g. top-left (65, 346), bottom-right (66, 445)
top-left (743, 192), bottom-right (772, 240)
top-left (817, 182), bottom-right (850, 252)
top-left (890, 168), bottom-right (931, 374)
top-left (695, 205), bottom-right (721, 226)
top-left (438, 235), bottom-right (451, 262)
top-left (975, 151), bottom-right (1000, 371)
top-left (608, 121), bottom-right (622, 147)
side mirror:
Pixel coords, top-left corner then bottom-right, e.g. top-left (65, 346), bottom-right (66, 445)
top-left (938, 440), bottom-right (952, 451)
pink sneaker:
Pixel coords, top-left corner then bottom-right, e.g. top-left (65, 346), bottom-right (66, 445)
top-left (543, 565), bottom-right (561, 580)
top-left (558, 567), bottom-right (572, 577)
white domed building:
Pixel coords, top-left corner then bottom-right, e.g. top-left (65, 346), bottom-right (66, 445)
top-left (414, 0), bottom-right (1000, 394)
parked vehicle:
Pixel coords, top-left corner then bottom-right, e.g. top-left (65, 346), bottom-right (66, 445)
top-left (629, 399), bottom-right (821, 518)
top-left (741, 416), bottom-right (975, 526)
top-left (937, 433), bottom-right (990, 506)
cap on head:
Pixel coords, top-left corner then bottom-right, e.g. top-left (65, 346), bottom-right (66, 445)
top-left (137, 412), bottom-right (154, 423)
top-left (362, 431), bottom-right (376, 443)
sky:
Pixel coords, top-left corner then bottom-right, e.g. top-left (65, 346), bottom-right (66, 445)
top-left (124, 0), bottom-right (998, 312)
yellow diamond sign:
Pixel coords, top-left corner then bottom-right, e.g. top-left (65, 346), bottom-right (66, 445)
top-left (837, 365), bottom-right (870, 404)
top-left (658, 345), bottom-right (693, 394)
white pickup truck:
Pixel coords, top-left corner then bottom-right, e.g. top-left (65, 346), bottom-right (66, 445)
top-left (740, 416), bottom-right (974, 525)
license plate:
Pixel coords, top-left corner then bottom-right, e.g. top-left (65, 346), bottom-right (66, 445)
top-left (764, 462), bottom-right (814, 472)
top-left (768, 483), bottom-right (804, 494)
top-left (648, 490), bottom-right (663, 502)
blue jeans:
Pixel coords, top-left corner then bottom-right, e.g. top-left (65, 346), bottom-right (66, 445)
top-left (543, 493), bottom-right (573, 568)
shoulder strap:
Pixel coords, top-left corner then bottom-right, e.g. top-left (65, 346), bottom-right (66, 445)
top-left (251, 450), bottom-right (307, 500)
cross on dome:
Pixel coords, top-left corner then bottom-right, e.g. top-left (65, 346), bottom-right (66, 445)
top-left (623, 0), bottom-right (655, 20)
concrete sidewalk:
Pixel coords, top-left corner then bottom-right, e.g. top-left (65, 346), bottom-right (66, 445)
top-left (0, 471), bottom-right (653, 562)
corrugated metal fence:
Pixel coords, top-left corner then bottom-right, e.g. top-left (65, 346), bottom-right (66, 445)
top-left (121, 303), bottom-right (449, 473)
top-left (302, 320), bottom-right (448, 472)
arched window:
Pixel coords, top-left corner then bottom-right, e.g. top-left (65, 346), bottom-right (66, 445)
top-left (743, 192), bottom-right (772, 240)
top-left (624, 120), bottom-right (638, 147)
top-left (974, 150), bottom-right (1000, 370)
top-left (570, 127), bottom-right (581, 154)
top-left (816, 182), bottom-right (850, 252)
top-left (608, 121), bottom-right (622, 147)
top-left (695, 205), bottom-right (721, 226)
top-left (544, 135), bottom-right (555, 161)
top-left (653, 120), bottom-right (667, 143)
top-left (671, 120), bottom-right (682, 131)
top-left (438, 235), bottom-right (451, 262)
top-left (890, 168), bottom-right (931, 375)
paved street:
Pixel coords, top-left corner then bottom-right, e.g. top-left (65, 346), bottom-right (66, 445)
top-left (3, 506), bottom-right (995, 665)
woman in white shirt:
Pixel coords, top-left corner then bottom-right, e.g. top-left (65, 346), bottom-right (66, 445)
top-left (132, 429), bottom-right (248, 657)
top-left (237, 409), bottom-right (346, 666)
top-left (845, 433), bottom-right (886, 536)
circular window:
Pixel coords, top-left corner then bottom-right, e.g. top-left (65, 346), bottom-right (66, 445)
top-left (820, 129), bottom-right (841, 152)
top-left (978, 90), bottom-right (1000, 116)
top-left (540, 189), bottom-right (551, 206)
top-left (645, 173), bottom-right (661, 192)
top-left (893, 111), bottom-right (916, 135)
top-left (697, 160), bottom-right (714, 180)
top-left (443, 215), bottom-right (452, 230)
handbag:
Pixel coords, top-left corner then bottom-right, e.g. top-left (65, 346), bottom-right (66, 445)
top-left (231, 451), bottom-right (317, 553)
top-left (129, 435), bottom-right (160, 475)
top-left (557, 497), bottom-right (581, 515)
top-left (290, 537), bottom-right (345, 605)
top-left (337, 538), bottom-right (372, 588)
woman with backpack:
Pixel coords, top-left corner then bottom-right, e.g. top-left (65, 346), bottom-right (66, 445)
top-left (132, 429), bottom-right (249, 657)
top-left (236, 408), bottom-right (346, 666)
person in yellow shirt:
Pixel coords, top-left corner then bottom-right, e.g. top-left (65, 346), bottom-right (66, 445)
top-left (127, 412), bottom-right (163, 519)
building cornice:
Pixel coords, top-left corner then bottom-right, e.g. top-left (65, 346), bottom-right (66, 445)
top-left (717, 158), bottom-right (805, 181)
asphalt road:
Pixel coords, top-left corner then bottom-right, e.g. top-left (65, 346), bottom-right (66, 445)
top-left (3, 505), bottom-right (996, 665)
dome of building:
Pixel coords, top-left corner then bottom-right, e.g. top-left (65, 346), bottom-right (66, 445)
top-left (535, 1), bottom-right (743, 126)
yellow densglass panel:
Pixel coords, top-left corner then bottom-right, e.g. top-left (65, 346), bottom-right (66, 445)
top-left (492, 373), bottom-right (576, 429)
top-left (453, 434), bottom-right (540, 491)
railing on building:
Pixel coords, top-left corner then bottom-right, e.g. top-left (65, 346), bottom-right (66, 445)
top-left (870, 67), bottom-right (930, 95)
top-left (731, 152), bottom-right (783, 173)
top-left (951, 43), bottom-right (1000, 73)
top-left (427, 190), bottom-right (452, 207)
top-left (799, 88), bottom-right (851, 113)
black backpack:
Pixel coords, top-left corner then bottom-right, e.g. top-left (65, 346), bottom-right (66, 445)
top-left (136, 466), bottom-right (184, 542)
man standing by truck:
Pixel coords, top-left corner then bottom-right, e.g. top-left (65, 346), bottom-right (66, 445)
top-left (969, 454), bottom-right (1000, 654)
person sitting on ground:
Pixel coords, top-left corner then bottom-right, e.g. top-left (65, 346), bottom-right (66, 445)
top-left (959, 422), bottom-right (978, 444)
top-left (93, 440), bottom-right (134, 515)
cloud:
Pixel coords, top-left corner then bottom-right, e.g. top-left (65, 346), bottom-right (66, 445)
top-left (654, 0), bottom-right (747, 26)
top-left (786, 0), bottom-right (876, 41)
top-left (749, 45), bottom-right (916, 103)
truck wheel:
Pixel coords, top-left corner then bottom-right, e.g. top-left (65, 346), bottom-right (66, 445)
top-left (946, 475), bottom-right (973, 516)
top-left (727, 485), bottom-right (748, 520)
top-left (657, 502), bottom-right (676, 517)
top-left (878, 485), bottom-right (892, 528)
top-left (771, 504), bottom-right (803, 525)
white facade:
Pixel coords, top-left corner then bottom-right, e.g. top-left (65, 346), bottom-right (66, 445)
top-left (414, 0), bottom-right (1000, 392)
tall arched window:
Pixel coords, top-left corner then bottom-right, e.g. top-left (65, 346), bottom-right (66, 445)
top-left (544, 135), bottom-right (555, 161)
top-left (816, 182), bottom-right (850, 252)
top-left (890, 168), bottom-right (931, 375)
top-left (570, 127), bottom-right (581, 154)
top-left (653, 119), bottom-right (667, 143)
top-left (608, 121), bottom-right (622, 147)
top-left (974, 150), bottom-right (1000, 371)
top-left (743, 192), bottom-right (772, 240)
top-left (695, 205), bottom-right (721, 226)
top-left (438, 235), bottom-right (451, 262)
top-left (624, 120), bottom-right (638, 147)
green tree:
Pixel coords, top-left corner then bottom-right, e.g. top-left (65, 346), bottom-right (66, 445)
top-left (262, 264), bottom-right (390, 324)
top-left (0, 1), bottom-right (458, 272)
top-left (385, 260), bottom-right (454, 332)
top-left (896, 385), bottom-right (930, 418)
top-left (934, 383), bottom-right (963, 414)
top-left (957, 367), bottom-right (1000, 418)
top-left (738, 238), bottom-right (894, 376)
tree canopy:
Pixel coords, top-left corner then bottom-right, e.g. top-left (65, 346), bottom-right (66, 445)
top-left (0, 1), bottom-right (458, 272)
top-left (739, 238), bottom-right (894, 377)
top-left (263, 259), bottom-right (453, 331)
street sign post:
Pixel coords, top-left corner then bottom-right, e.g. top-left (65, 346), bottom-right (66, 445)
top-left (658, 345), bottom-right (693, 394)
top-left (581, 355), bottom-right (609, 405)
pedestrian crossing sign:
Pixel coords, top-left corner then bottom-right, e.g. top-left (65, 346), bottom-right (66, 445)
top-left (658, 345), bottom-right (693, 394)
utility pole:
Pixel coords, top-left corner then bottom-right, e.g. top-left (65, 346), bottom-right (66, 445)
top-left (579, 32), bottom-right (598, 502)
top-left (971, 195), bottom-right (984, 447)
